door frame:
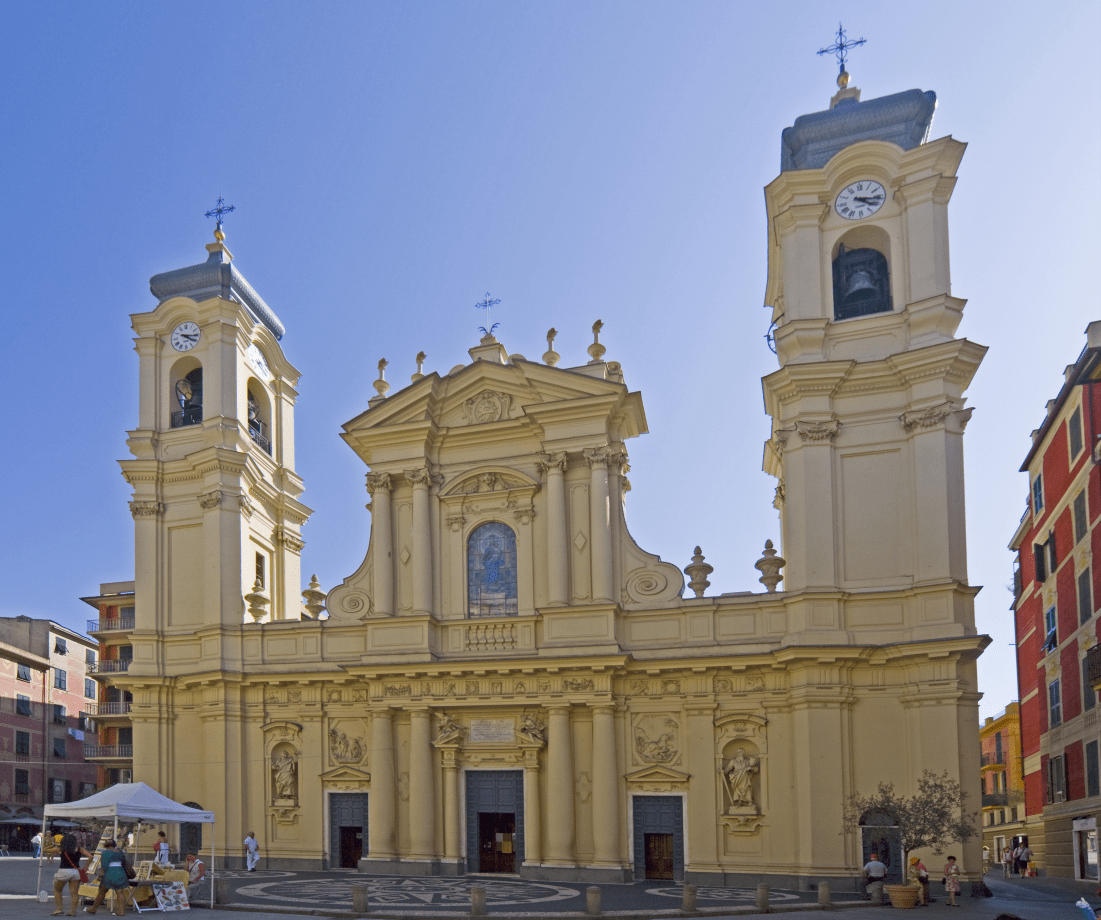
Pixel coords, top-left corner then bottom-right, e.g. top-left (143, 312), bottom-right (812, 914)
top-left (463, 768), bottom-right (525, 872)
top-left (327, 791), bottom-right (369, 870)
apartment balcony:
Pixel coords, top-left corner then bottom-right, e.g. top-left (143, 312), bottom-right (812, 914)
top-left (1089, 644), bottom-right (1101, 692)
top-left (981, 752), bottom-right (1007, 769)
top-left (83, 744), bottom-right (133, 761)
top-left (89, 660), bottom-right (131, 676)
top-left (86, 615), bottom-right (135, 635)
top-left (982, 792), bottom-right (1008, 808)
top-left (84, 702), bottom-right (132, 718)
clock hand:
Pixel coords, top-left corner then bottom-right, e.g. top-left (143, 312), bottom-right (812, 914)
top-left (853, 196), bottom-right (883, 204)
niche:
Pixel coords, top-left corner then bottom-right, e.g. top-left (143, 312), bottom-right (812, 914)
top-left (170, 358), bottom-right (203, 428)
top-left (831, 225), bottom-right (893, 321)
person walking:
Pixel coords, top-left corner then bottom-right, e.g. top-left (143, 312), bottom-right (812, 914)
top-left (243, 831), bottom-right (260, 872)
top-left (52, 833), bottom-right (91, 917)
top-left (943, 855), bottom-right (961, 907)
top-left (83, 838), bottom-right (133, 916)
top-left (32, 831), bottom-right (43, 858)
top-left (1017, 842), bottom-right (1033, 877)
top-left (1002, 846), bottom-right (1013, 878)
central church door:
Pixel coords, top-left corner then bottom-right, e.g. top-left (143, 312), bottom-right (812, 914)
top-left (466, 771), bottom-right (524, 873)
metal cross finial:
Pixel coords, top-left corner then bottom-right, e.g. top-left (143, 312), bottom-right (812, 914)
top-left (204, 196), bottom-right (236, 230)
top-left (475, 292), bottom-right (502, 332)
top-left (817, 23), bottom-right (866, 73)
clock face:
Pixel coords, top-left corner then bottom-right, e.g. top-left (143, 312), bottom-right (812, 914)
top-left (247, 343), bottom-right (272, 381)
top-left (835, 180), bottom-right (886, 220)
top-left (170, 321), bottom-right (200, 352)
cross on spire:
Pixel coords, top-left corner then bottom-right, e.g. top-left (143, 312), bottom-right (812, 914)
top-left (204, 197), bottom-right (236, 231)
top-left (817, 23), bottom-right (866, 74)
top-left (475, 292), bottom-right (501, 333)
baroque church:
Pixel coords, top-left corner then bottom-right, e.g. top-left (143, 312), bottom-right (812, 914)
top-left (117, 70), bottom-right (988, 888)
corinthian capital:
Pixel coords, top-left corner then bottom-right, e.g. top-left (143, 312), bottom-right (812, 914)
top-left (536, 451), bottom-right (567, 475)
top-left (794, 419), bottom-right (840, 443)
top-left (583, 446), bottom-right (613, 469)
top-left (405, 467), bottom-right (432, 487)
top-left (129, 500), bottom-right (163, 519)
top-left (198, 490), bottom-right (223, 511)
top-left (366, 472), bottom-right (392, 494)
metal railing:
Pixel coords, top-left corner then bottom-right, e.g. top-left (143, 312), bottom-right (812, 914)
top-left (248, 425), bottom-right (271, 454)
top-left (83, 744), bottom-right (133, 760)
top-left (981, 752), bottom-right (1006, 766)
top-left (170, 406), bottom-right (202, 428)
top-left (90, 660), bottom-right (131, 674)
top-left (86, 615), bottom-right (135, 633)
top-left (1088, 644), bottom-right (1101, 691)
top-left (982, 792), bottom-right (1008, 808)
top-left (85, 702), bottom-right (132, 716)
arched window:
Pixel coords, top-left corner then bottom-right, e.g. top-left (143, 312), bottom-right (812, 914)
top-left (467, 522), bottom-right (518, 618)
top-left (832, 244), bottom-right (892, 320)
top-left (171, 368), bottom-right (203, 428)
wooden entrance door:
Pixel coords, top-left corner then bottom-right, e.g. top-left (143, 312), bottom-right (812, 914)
top-left (478, 812), bottom-right (516, 873)
top-left (340, 826), bottom-right (363, 868)
top-left (644, 833), bottom-right (674, 879)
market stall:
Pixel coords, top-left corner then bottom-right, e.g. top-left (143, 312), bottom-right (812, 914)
top-left (40, 783), bottom-right (215, 911)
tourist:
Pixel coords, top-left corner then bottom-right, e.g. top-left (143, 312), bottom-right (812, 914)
top-left (862, 851), bottom-right (887, 899)
top-left (83, 838), bottom-right (134, 916)
top-left (153, 832), bottom-right (170, 867)
top-left (52, 833), bottom-right (91, 917)
top-left (943, 855), bottom-right (961, 907)
top-left (1016, 842), bottom-right (1032, 876)
top-left (32, 831), bottom-right (42, 858)
top-left (243, 831), bottom-right (260, 871)
top-left (1002, 846), bottom-right (1012, 877)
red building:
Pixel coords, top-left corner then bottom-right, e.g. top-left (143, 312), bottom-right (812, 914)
top-left (0, 616), bottom-right (99, 850)
top-left (1010, 321), bottom-right (1101, 880)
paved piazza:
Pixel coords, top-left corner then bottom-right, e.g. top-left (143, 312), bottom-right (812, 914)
top-left (227, 873), bottom-right (820, 912)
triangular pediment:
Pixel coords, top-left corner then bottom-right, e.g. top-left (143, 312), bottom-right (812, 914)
top-left (624, 765), bottom-right (690, 784)
top-left (320, 765), bottom-right (371, 783)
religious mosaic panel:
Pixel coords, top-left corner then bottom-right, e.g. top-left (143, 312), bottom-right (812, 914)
top-left (467, 522), bottom-right (518, 617)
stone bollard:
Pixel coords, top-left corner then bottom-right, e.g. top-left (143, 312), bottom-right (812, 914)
top-left (214, 877), bottom-right (233, 905)
top-left (471, 885), bottom-right (487, 917)
top-left (681, 884), bottom-right (698, 913)
top-left (869, 880), bottom-right (884, 906)
top-left (756, 883), bottom-right (769, 912)
top-left (352, 883), bottom-right (370, 915)
top-left (586, 886), bottom-right (602, 916)
top-left (817, 882), bottom-right (830, 907)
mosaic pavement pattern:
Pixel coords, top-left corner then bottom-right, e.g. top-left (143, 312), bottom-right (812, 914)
top-left (235, 877), bottom-right (580, 908)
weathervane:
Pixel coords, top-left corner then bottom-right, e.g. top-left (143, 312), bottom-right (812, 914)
top-left (204, 196), bottom-right (236, 232)
top-left (476, 292), bottom-right (501, 336)
top-left (817, 23), bottom-right (866, 74)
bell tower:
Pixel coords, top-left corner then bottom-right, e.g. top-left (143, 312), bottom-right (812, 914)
top-left (120, 225), bottom-right (312, 638)
top-left (761, 70), bottom-right (986, 643)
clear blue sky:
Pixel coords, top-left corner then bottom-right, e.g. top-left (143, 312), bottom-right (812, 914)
top-left (2, 2), bottom-right (1098, 721)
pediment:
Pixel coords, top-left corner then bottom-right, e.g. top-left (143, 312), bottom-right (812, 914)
top-left (442, 466), bottom-right (539, 498)
top-left (320, 765), bottom-right (371, 783)
top-left (624, 765), bottom-right (690, 784)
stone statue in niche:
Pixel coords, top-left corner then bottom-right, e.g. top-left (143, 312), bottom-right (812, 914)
top-left (634, 715), bottom-right (679, 764)
top-left (722, 746), bottom-right (760, 812)
top-left (271, 746), bottom-right (298, 803)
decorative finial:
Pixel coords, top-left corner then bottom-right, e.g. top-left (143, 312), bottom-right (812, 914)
top-left (476, 292), bottom-right (502, 338)
top-left (684, 546), bottom-right (713, 598)
top-left (372, 358), bottom-right (391, 402)
top-left (204, 196), bottom-right (236, 240)
top-left (302, 574), bottom-right (327, 619)
top-left (817, 23), bottom-right (865, 82)
top-left (543, 328), bottom-right (560, 367)
top-left (754, 539), bottom-right (786, 593)
top-left (587, 319), bottom-right (606, 364)
top-left (244, 576), bottom-right (270, 622)
top-left (412, 351), bottom-right (427, 382)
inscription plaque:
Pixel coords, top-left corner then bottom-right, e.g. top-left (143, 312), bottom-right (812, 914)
top-left (470, 719), bottom-right (514, 743)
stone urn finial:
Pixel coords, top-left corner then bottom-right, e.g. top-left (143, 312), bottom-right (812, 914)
top-left (245, 577), bottom-right (270, 622)
top-left (302, 574), bottom-right (327, 619)
top-left (754, 539), bottom-right (786, 593)
top-left (684, 546), bottom-right (713, 598)
top-left (587, 319), bottom-right (606, 364)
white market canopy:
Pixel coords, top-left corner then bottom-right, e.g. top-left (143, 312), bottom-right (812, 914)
top-left (43, 782), bottom-right (214, 824)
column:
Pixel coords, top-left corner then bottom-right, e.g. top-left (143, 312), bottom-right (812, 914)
top-left (545, 705), bottom-right (575, 865)
top-left (366, 473), bottom-right (393, 616)
top-left (539, 452), bottom-right (568, 606)
top-left (523, 750), bottom-right (543, 865)
top-left (584, 447), bottom-right (614, 603)
top-left (591, 705), bottom-right (620, 866)
top-left (685, 705), bottom-right (720, 875)
top-left (408, 710), bottom-right (435, 860)
top-left (442, 750), bottom-right (461, 862)
top-left (368, 709), bottom-right (396, 859)
top-left (407, 468), bottom-right (433, 616)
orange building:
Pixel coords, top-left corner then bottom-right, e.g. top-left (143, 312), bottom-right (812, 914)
top-left (980, 703), bottom-right (1025, 867)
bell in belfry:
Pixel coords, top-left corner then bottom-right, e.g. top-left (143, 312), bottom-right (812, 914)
top-left (832, 243), bottom-right (892, 320)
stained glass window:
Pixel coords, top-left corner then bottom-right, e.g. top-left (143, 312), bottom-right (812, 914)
top-left (467, 522), bottom-right (518, 617)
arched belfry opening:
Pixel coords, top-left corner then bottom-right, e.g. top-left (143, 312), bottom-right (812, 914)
top-left (832, 243), bottom-right (892, 321)
top-left (171, 361), bottom-right (203, 428)
top-left (247, 381), bottom-right (272, 454)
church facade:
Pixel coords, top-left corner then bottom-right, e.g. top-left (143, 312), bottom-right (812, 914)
top-left (115, 74), bottom-right (988, 888)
